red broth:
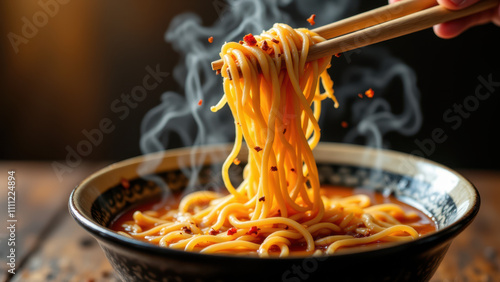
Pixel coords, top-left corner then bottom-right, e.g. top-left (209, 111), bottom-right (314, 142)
top-left (110, 186), bottom-right (437, 254)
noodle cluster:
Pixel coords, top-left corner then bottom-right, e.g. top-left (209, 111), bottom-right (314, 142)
top-left (118, 24), bottom-right (420, 257)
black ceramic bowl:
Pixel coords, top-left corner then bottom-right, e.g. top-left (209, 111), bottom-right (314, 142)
top-left (69, 143), bottom-right (479, 282)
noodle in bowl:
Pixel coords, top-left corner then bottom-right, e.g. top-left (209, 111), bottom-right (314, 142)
top-left (69, 143), bottom-right (479, 282)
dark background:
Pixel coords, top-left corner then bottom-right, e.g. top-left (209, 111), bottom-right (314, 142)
top-left (1, 0), bottom-right (499, 169)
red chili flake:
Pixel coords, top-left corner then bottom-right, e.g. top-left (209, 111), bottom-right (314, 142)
top-left (261, 40), bottom-right (270, 51)
top-left (120, 177), bottom-right (130, 189)
top-left (208, 36), bottom-right (214, 43)
top-left (307, 14), bottom-right (316, 26)
top-left (270, 166), bottom-right (278, 172)
top-left (272, 38), bottom-right (279, 44)
top-left (243, 33), bottom-right (257, 46)
top-left (341, 121), bottom-right (348, 128)
top-left (239, 40), bottom-right (244, 44)
top-left (285, 225), bottom-right (289, 230)
top-left (227, 69), bottom-right (233, 80)
top-left (254, 146), bottom-right (263, 152)
top-left (215, 69), bottom-right (221, 75)
top-left (182, 226), bottom-right (192, 234)
top-left (365, 88), bottom-right (374, 98)
top-left (259, 196), bottom-right (265, 202)
top-left (334, 53), bottom-right (342, 57)
top-left (233, 158), bottom-right (241, 165)
top-left (282, 128), bottom-right (287, 134)
top-left (248, 226), bottom-right (260, 235)
top-left (198, 99), bottom-right (203, 106)
top-left (209, 228), bottom-right (219, 235)
top-left (227, 227), bottom-right (237, 236)
top-left (290, 168), bottom-right (296, 173)
top-left (358, 93), bottom-right (363, 98)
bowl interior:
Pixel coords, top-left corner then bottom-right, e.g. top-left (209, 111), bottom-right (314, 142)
top-left (70, 143), bottom-right (479, 253)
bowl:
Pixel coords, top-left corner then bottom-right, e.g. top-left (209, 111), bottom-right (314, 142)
top-left (69, 143), bottom-right (480, 282)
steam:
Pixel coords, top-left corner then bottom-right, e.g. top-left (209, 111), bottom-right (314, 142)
top-left (331, 47), bottom-right (422, 147)
top-left (139, 0), bottom-right (422, 193)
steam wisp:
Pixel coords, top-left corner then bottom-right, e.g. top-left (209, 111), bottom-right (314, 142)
top-left (139, 0), bottom-right (422, 195)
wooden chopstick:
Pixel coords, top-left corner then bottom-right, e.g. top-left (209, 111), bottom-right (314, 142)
top-left (212, 0), bottom-right (436, 71)
top-left (211, 0), bottom-right (498, 71)
top-left (311, 0), bottom-right (437, 40)
top-left (308, 0), bottom-right (499, 62)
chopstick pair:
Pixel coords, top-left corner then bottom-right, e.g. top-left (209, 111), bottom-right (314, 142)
top-left (211, 0), bottom-right (499, 71)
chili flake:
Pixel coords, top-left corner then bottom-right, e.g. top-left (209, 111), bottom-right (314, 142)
top-left (270, 166), bottom-right (278, 172)
top-left (262, 40), bottom-right (270, 51)
top-left (121, 177), bottom-right (130, 189)
top-left (209, 228), bottom-right (219, 235)
top-left (290, 168), bottom-right (296, 173)
top-left (198, 99), bottom-right (203, 106)
top-left (334, 53), bottom-right (342, 57)
top-left (341, 121), bottom-right (348, 128)
top-left (254, 146), bottom-right (263, 152)
top-left (182, 226), bottom-right (192, 234)
top-left (272, 38), bottom-right (279, 44)
top-left (259, 196), bottom-right (265, 202)
top-left (243, 33), bottom-right (257, 46)
top-left (365, 88), bottom-right (374, 98)
top-left (227, 227), bottom-right (237, 236)
top-left (307, 14), bottom-right (316, 26)
top-left (233, 158), bottom-right (241, 165)
top-left (248, 226), bottom-right (260, 235)
top-left (208, 36), bottom-right (214, 43)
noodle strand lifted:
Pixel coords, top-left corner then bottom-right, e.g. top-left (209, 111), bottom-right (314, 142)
top-left (117, 23), bottom-right (423, 257)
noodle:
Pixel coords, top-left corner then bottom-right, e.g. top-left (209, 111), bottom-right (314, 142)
top-left (116, 23), bottom-right (423, 257)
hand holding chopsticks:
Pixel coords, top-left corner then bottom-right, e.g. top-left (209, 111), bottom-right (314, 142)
top-left (429, 0), bottom-right (500, 38)
top-left (211, 0), bottom-right (499, 71)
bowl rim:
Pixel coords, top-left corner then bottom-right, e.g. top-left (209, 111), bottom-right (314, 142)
top-left (68, 142), bottom-right (480, 262)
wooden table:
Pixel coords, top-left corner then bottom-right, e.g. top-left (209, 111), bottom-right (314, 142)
top-left (1, 162), bottom-right (499, 281)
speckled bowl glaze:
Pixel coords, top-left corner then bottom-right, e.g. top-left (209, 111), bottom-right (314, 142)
top-left (69, 143), bottom-right (479, 282)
